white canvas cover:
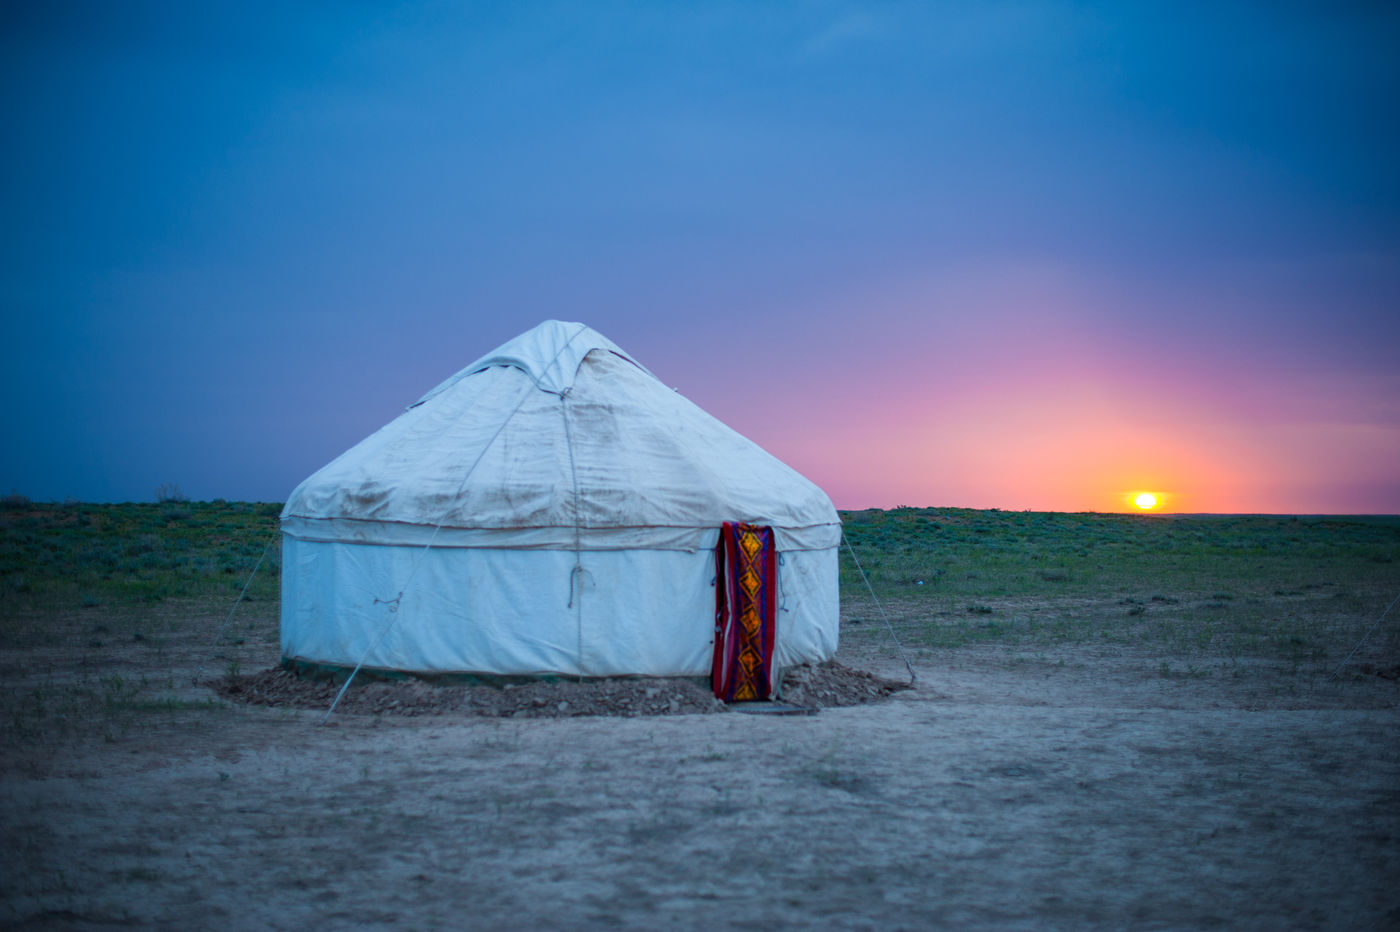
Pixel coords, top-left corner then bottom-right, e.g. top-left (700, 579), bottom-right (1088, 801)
top-left (281, 320), bottom-right (841, 677)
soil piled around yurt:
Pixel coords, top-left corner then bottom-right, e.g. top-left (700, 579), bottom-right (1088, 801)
top-left (213, 660), bottom-right (907, 718)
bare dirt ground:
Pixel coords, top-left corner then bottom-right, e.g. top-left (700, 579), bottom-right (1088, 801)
top-left (210, 659), bottom-right (905, 718)
top-left (2, 609), bottom-right (1398, 930)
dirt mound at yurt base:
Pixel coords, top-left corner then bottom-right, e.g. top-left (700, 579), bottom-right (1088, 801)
top-left (214, 661), bottom-right (907, 718)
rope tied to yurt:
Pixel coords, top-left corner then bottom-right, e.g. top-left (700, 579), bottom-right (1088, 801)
top-left (559, 385), bottom-right (589, 677)
top-left (320, 380), bottom-right (538, 723)
top-left (192, 530), bottom-right (279, 687)
top-left (842, 533), bottom-right (917, 684)
top-left (320, 327), bottom-right (593, 722)
top-left (1328, 588), bottom-right (1400, 681)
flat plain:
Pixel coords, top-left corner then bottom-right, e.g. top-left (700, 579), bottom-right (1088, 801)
top-left (2, 501), bottom-right (1397, 930)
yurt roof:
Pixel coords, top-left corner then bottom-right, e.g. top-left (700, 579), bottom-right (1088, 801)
top-left (282, 321), bottom-right (840, 551)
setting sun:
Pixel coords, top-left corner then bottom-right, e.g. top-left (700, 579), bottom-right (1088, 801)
top-left (1134, 492), bottom-right (1159, 510)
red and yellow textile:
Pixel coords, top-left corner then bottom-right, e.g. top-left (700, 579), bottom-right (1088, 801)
top-left (712, 522), bottom-right (778, 701)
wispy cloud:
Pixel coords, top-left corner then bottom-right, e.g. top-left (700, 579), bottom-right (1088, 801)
top-left (802, 9), bottom-right (887, 55)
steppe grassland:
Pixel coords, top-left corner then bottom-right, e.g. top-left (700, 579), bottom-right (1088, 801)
top-left (1, 500), bottom-right (1398, 740)
top-left (839, 507), bottom-right (1400, 669)
top-left (0, 500), bottom-right (281, 740)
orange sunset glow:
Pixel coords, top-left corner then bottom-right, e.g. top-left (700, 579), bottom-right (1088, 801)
top-left (685, 255), bottom-right (1400, 517)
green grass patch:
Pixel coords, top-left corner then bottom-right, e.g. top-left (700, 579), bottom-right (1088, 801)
top-left (0, 500), bottom-right (281, 646)
top-left (839, 507), bottom-right (1400, 665)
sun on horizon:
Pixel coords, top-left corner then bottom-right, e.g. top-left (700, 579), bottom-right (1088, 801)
top-left (1134, 492), bottom-right (1160, 511)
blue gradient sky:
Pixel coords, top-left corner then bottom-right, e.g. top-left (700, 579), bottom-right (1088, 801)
top-left (4, 2), bottom-right (1398, 511)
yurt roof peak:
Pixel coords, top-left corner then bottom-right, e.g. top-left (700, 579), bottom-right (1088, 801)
top-left (414, 320), bottom-right (652, 405)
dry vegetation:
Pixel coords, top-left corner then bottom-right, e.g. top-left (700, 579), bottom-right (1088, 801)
top-left (1, 501), bottom-right (1397, 929)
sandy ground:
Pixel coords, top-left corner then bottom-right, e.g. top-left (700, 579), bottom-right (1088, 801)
top-left (3, 632), bottom-right (1398, 932)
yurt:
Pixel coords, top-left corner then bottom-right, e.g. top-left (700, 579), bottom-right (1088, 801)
top-left (280, 320), bottom-right (840, 696)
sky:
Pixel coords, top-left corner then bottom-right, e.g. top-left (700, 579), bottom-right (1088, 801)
top-left (3, 1), bottom-right (1398, 513)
